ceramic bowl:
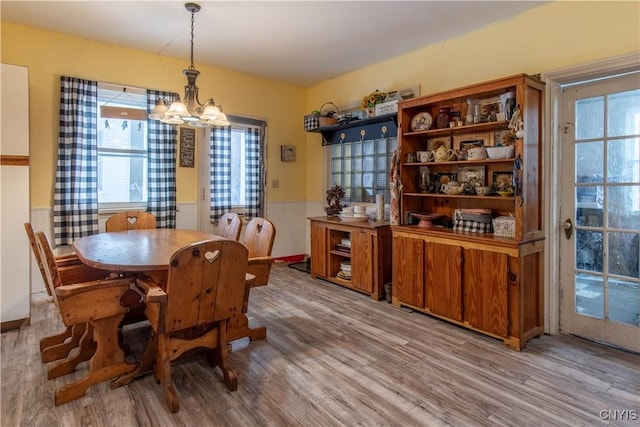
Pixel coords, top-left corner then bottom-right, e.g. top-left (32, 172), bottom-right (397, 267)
top-left (486, 146), bottom-right (514, 159)
top-left (497, 189), bottom-right (514, 197)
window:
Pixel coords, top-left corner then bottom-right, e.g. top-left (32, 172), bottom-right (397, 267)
top-left (230, 126), bottom-right (249, 208)
top-left (328, 136), bottom-right (396, 204)
top-left (209, 116), bottom-right (265, 220)
top-left (97, 84), bottom-right (148, 210)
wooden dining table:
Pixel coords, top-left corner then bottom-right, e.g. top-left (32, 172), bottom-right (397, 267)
top-left (72, 228), bottom-right (264, 386)
top-left (73, 229), bottom-right (219, 281)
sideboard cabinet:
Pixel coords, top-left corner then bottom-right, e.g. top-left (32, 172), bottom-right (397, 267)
top-left (309, 216), bottom-right (392, 300)
top-left (392, 74), bottom-right (545, 350)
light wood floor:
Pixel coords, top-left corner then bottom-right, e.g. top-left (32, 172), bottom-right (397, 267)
top-left (2, 264), bottom-right (639, 427)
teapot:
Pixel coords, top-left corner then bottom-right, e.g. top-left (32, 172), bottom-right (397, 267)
top-left (431, 145), bottom-right (456, 162)
top-left (467, 146), bottom-right (488, 160)
top-left (441, 181), bottom-right (465, 195)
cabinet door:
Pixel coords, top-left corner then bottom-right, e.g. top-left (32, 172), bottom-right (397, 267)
top-left (463, 248), bottom-right (509, 337)
top-left (393, 235), bottom-right (425, 307)
top-left (426, 242), bottom-right (463, 321)
top-left (310, 222), bottom-right (327, 277)
top-left (351, 230), bottom-right (373, 293)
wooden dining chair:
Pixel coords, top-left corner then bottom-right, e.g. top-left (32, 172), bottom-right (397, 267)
top-left (35, 232), bottom-right (137, 405)
top-left (35, 232), bottom-right (143, 376)
top-left (214, 212), bottom-right (242, 241)
top-left (105, 211), bottom-right (156, 232)
top-left (27, 225), bottom-right (113, 366)
top-left (243, 217), bottom-right (276, 288)
top-left (24, 222), bottom-right (82, 298)
top-left (227, 217), bottom-right (276, 342)
top-left (103, 211), bottom-right (153, 326)
top-left (127, 239), bottom-right (250, 413)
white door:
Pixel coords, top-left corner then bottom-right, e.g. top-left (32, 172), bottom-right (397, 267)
top-left (559, 72), bottom-right (640, 353)
top-left (197, 128), bottom-right (216, 233)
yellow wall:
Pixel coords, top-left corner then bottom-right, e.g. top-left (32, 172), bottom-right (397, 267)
top-left (305, 1), bottom-right (640, 201)
top-left (1, 21), bottom-right (308, 207)
top-left (2, 1), bottom-right (639, 209)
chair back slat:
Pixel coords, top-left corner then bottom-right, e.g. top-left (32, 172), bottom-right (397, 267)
top-left (105, 211), bottom-right (156, 232)
top-left (214, 212), bottom-right (242, 241)
top-left (242, 218), bottom-right (275, 258)
top-left (35, 231), bottom-right (63, 305)
top-left (163, 240), bottom-right (248, 333)
top-left (25, 223), bottom-right (52, 296)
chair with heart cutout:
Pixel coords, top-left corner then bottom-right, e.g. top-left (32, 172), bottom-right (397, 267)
top-left (227, 217), bottom-right (276, 342)
top-left (105, 211), bottom-right (157, 232)
top-left (214, 212), bottom-right (242, 241)
top-left (128, 239), bottom-right (250, 412)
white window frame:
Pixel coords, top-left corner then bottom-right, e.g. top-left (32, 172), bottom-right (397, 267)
top-left (97, 83), bottom-right (148, 213)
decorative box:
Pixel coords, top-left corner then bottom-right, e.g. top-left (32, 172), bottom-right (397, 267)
top-left (304, 114), bottom-right (320, 131)
top-left (453, 209), bottom-right (493, 233)
top-left (375, 100), bottom-right (398, 116)
top-left (493, 216), bottom-right (516, 237)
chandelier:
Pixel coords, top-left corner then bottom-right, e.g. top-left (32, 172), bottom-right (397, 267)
top-left (149, 2), bottom-right (229, 127)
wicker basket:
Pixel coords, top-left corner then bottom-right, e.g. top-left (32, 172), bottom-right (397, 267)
top-left (319, 102), bottom-right (339, 127)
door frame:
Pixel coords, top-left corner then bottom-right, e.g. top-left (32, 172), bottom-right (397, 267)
top-left (541, 53), bottom-right (640, 335)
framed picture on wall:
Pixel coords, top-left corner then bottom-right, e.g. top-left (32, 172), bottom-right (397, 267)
top-left (281, 145), bottom-right (296, 162)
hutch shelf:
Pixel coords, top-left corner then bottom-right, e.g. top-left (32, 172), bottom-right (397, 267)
top-left (307, 113), bottom-right (398, 145)
top-left (392, 74), bottom-right (545, 350)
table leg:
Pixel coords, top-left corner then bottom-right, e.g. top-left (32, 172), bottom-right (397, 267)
top-left (111, 332), bottom-right (157, 389)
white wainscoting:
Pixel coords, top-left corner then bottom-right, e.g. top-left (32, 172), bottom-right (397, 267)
top-left (265, 201), bottom-right (307, 258)
top-left (28, 201), bottom-right (308, 300)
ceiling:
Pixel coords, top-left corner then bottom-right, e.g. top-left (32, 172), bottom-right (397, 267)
top-left (1, 1), bottom-right (547, 87)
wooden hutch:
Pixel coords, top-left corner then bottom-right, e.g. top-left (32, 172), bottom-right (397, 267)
top-left (392, 74), bottom-right (545, 350)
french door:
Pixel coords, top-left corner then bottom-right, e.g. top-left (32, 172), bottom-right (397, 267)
top-left (559, 72), bottom-right (640, 353)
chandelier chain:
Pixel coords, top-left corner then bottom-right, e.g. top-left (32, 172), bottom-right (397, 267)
top-left (189, 8), bottom-right (195, 70)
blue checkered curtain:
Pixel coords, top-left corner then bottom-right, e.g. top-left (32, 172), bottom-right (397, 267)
top-left (209, 125), bottom-right (232, 220)
top-left (244, 126), bottom-right (261, 218)
top-left (53, 76), bottom-right (99, 246)
top-left (146, 90), bottom-right (178, 228)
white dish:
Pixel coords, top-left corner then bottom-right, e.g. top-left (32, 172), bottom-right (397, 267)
top-left (337, 271), bottom-right (352, 280)
top-left (410, 112), bottom-right (433, 132)
top-left (338, 214), bottom-right (370, 222)
top-left (486, 146), bottom-right (514, 159)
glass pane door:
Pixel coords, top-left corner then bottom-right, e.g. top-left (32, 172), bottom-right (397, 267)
top-left (560, 72), bottom-right (640, 353)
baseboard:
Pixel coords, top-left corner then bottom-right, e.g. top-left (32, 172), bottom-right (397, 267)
top-left (1, 317), bottom-right (30, 332)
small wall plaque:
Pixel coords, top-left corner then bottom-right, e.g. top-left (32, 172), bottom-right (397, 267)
top-left (179, 127), bottom-right (195, 167)
top-left (281, 145), bottom-right (296, 162)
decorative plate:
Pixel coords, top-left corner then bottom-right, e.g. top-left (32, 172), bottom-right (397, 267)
top-left (338, 214), bottom-right (370, 222)
top-left (410, 112), bottom-right (433, 132)
top-left (427, 136), bottom-right (452, 152)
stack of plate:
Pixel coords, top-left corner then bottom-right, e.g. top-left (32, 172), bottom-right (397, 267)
top-left (337, 260), bottom-right (351, 280)
top-left (338, 213), bottom-right (370, 222)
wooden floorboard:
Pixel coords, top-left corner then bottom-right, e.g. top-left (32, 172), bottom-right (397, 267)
top-left (2, 263), bottom-right (639, 426)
